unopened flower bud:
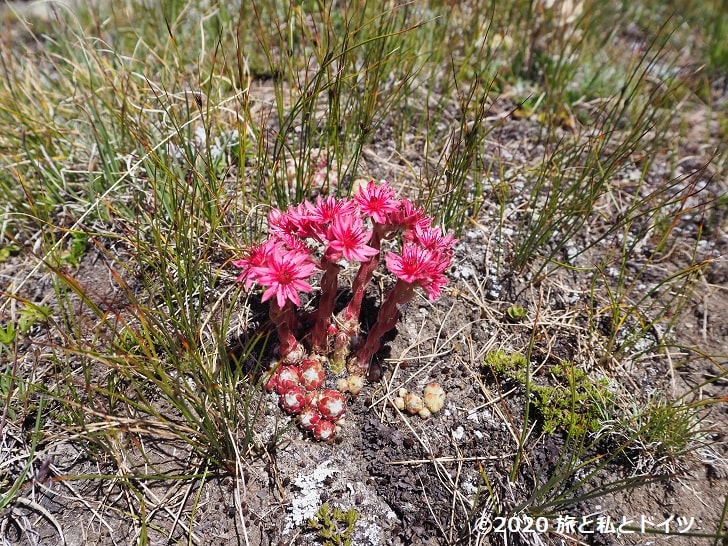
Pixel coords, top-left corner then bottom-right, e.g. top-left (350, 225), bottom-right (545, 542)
top-left (304, 389), bottom-right (320, 406)
top-left (418, 407), bottom-right (432, 419)
top-left (392, 397), bottom-right (406, 411)
top-left (334, 331), bottom-right (350, 351)
top-left (423, 383), bottom-right (446, 414)
top-left (336, 378), bottom-right (349, 392)
top-left (263, 370), bottom-right (279, 392)
top-left (298, 404), bottom-right (322, 431)
top-left (282, 343), bottom-right (305, 365)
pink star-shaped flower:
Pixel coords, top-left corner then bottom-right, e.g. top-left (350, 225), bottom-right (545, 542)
top-left (325, 214), bottom-right (379, 263)
top-left (385, 197), bottom-right (428, 231)
top-left (232, 240), bottom-right (275, 289)
top-left (385, 242), bottom-right (451, 300)
top-left (407, 224), bottom-right (457, 254)
top-left (306, 195), bottom-right (358, 227)
top-left (385, 243), bottom-right (436, 284)
top-left (355, 180), bottom-right (400, 224)
top-left (253, 246), bottom-right (317, 308)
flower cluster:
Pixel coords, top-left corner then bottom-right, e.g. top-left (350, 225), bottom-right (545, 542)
top-left (233, 180), bottom-right (456, 440)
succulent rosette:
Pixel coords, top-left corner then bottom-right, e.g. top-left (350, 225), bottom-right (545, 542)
top-left (234, 180), bottom-right (455, 440)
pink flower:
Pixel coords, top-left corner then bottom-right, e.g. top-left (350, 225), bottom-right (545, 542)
top-left (267, 208), bottom-right (296, 236)
top-left (408, 224), bottom-right (457, 254)
top-left (233, 240), bottom-right (275, 289)
top-left (269, 204), bottom-right (319, 241)
top-left (325, 215), bottom-right (379, 262)
top-left (385, 243), bottom-right (437, 284)
top-left (419, 271), bottom-right (448, 300)
top-left (384, 197), bottom-right (426, 231)
top-left (355, 180), bottom-right (400, 224)
top-left (385, 242), bottom-right (451, 300)
top-left (306, 195), bottom-right (358, 228)
top-left (253, 246), bottom-right (317, 308)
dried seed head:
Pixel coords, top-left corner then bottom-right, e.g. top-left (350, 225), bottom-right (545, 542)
top-left (279, 386), bottom-right (306, 414)
top-left (423, 383), bottom-right (446, 414)
top-left (403, 393), bottom-right (424, 414)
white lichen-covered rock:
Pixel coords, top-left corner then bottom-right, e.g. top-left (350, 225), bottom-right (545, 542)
top-left (284, 461), bottom-right (338, 533)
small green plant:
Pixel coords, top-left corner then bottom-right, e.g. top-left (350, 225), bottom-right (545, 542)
top-left (617, 396), bottom-right (707, 471)
top-left (483, 350), bottom-right (529, 382)
top-left (18, 303), bottom-right (51, 335)
top-left (483, 352), bottom-right (613, 435)
top-left (0, 243), bottom-right (20, 263)
top-left (0, 322), bottom-right (15, 346)
top-left (505, 304), bottom-right (528, 322)
top-left (308, 502), bottom-right (359, 546)
top-left (534, 363), bottom-right (614, 435)
top-left (61, 231), bottom-right (89, 268)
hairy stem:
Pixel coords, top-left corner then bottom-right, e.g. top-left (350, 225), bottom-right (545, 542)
top-left (353, 279), bottom-right (415, 371)
top-left (311, 257), bottom-right (341, 352)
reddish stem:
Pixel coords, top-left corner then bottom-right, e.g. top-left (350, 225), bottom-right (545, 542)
top-left (354, 279), bottom-right (415, 370)
top-left (311, 257), bottom-right (341, 352)
top-left (343, 224), bottom-right (387, 324)
top-left (269, 300), bottom-right (298, 357)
